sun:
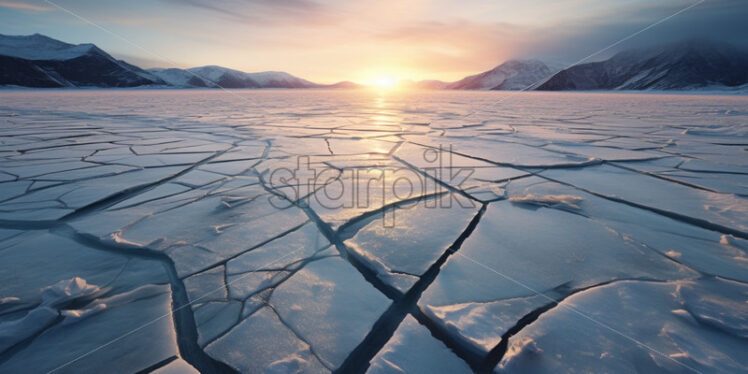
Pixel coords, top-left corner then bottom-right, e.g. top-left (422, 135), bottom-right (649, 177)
top-left (371, 76), bottom-right (398, 88)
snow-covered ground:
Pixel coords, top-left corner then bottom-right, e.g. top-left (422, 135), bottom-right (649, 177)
top-left (0, 89), bottom-right (746, 373)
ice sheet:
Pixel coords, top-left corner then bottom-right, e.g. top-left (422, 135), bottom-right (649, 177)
top-left (1, 90), bottom-right (746, 373)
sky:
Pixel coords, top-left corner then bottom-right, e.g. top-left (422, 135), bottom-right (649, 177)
top-left (1, 0), bottom-right (747, 84)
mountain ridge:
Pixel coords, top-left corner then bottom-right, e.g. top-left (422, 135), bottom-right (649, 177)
top-left (0, 33), bottom-right (356, 89)
top-left (447, 59), bottom-right (555, 90)
top-left (1, 33), bottom-right (746, 91)
top-left (401, 60), bottom-right (557, 91)
top-left (0, 33), bottom-right (164, 87)
top-left (538, 39), bottom-right (748, 91)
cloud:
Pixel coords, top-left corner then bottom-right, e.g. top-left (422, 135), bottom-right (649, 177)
top-left (525, 0), bottom-right (748, 63)
top-left (162, 0), bottom-right (335, 25)
top-left (347, 0), bottom-right (748, 78)
top-left (380, 0), bottom-right (748, 69)
top-left (98, 15), bottom-right (163, 26)
top-left (0, 1), bottom-right (53, 11)
top-left (110, 52), bottom-right (182, 69)
top-left (369, 20), bottom-right (546, 72)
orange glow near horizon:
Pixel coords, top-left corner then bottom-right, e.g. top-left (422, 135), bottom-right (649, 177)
top-left (2, 1), bottom-right (735, 84)
top-left (369, 76), bottom-right (399, 88)
top-left (358, 68), bottom-right (410, 89)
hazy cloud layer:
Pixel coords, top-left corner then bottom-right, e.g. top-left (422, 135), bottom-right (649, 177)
top-left (0, 1), bottom-right (53, 11)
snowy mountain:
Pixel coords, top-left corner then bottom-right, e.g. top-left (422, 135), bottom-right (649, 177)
top-left (446, 60), bottom-right (554, 90)
top-left (189, 66), bottom-right (320, 88)
top-left (147, 68), bottom-right (209, 88)
top-left (0, 33), bottom-right (163, 87)
top-left (183, 66), bottom-right (261, 88)
top-left (537, 40), bottom-right (748, 91)
top-left (0, 33), bottom-right (357, 89)
top-left (150, 66), bottom-right (359, 89)
top-left (246, 70), bottom-right (319, 88)
top-left (399, 60), bottom-right (554, 91)
top-left (0, 33), bottom-right (96, 61)
top-left (150, 65), bottom-right (356, 89)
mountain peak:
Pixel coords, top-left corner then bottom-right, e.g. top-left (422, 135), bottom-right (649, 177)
top-left (0, 33), bottom-right (101, 61)
top-left (0, 33), bottom-right (163, 87)
top-left (160, 66), bottom-right (321, 88)
top-left (538, 39), bottom-right (748, 91)
top-left (446, 59), bottom-right (553, 90)
top-left (495, 59), bottom-right (547, 69)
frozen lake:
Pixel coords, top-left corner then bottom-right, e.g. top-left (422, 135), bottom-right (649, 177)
top-left (0, 89), bottom-right (747, 373)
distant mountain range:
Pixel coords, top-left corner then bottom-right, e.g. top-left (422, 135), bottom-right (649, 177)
top-left (403, 59), bottom-right (557, 90)
top-left (148, 66), bottom-right (355, 89)
top-left (0, 33), bottom-right (355, 89)
top-left (538, 40), bottom-right (748, 91)
top-left (1, 33), bottom-right (746, 91)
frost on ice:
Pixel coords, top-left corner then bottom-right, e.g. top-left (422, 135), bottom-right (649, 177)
top-left (0, 91), bottom-right (747, 373)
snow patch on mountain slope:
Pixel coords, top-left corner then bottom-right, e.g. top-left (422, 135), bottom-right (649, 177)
top-left (539, 40), bottom-right (748, 91)
top-left (148, 68), bottom-right (207, 87)
top-left (248, 71), bottom-right (314, 86)
top-left (447, 60), bottom-right (553, 90)
top-left (0, 33), bottom-right (96, 61)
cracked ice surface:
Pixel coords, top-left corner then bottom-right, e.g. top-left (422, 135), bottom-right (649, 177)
top-left (0, 90), bottom-right (747, 373)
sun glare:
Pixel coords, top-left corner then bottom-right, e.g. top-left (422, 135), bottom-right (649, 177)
top-left (371, 76), bottom-right (398, 88)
